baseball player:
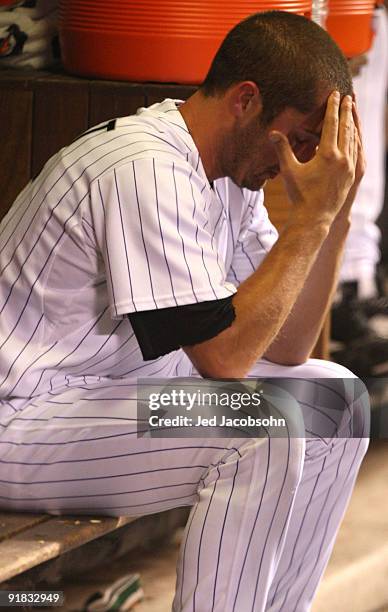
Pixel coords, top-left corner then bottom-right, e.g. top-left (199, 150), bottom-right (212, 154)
top-left (0, 12), bottom-right (369, 612)
top-left (340, 4), bottom-right (388, 299)
top-left (331, 5), bottom-right (388, 376)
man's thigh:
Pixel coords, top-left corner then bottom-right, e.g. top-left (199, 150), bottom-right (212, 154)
top-left (1, 381), bottom-right (286, 516)
top-left (0, 357), bottom-right (369, 517)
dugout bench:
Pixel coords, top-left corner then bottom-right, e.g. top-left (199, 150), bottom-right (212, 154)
top-left (0, 68), bottom-right (329, 586)
top-left (0, 513), bottom-right (137, 584)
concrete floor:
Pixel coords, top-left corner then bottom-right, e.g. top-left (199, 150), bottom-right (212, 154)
top-left (313, 439), bottom-right (388, 612)
top-left (61, 533), bottom-right (181, 611)
top-left (57, 439), bottom-right (388, 612)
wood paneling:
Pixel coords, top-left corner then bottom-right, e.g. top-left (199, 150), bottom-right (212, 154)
top-left (312, 315), bottom-right (330, 359)
top-left (32, 77), bottom-right (89, 178)
top-left (263, 175), bottom-right (291, 232)
top-left (89, 82), bottom-right (146, 127)
top-left (145, 84), bottom-right (197, 106)
top-left (0, 87), bottom-right (32, 220)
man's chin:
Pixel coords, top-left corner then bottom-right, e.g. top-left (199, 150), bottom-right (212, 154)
top-left (232, 176), bottom-right (268, 191)
top-left (245, 177), bottom-right (268, 190)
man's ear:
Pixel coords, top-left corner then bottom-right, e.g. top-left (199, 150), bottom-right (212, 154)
top-left (227, 81), bottom-right (263, 120)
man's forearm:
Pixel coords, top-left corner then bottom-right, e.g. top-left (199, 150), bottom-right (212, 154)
top-left (263, 170), bottom-right (361, 366)
top-left (184, 217), bottom-right (331, 377)
top-left (263, 215), bottom-right (350, 365)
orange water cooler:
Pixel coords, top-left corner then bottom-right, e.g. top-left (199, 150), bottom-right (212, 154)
top-left (59, 1), bottom-right (312, 83)
top-left (325, 0), bottom-right (376, 57)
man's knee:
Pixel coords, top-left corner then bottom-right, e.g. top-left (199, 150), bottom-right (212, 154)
top-left (250, 357), bottom-right (370, 441)
top-left (283, 357), bottom-right (357, 379)
top-left (251, 356), bottom-right (358, 380)
top-left (231, 434), bottom-right (306, 494)
top-left (301, 359), bottom-right (370, 440)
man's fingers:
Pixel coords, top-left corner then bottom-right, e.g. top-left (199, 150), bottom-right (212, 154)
top-left (352, 101), bottom-right (364, 144)
top-left (353, 101), bottom-right (366, 179)
top-left (355, 127), bottom-right (366, 182)
top-left (269, 131), bottom-right (298, 172)
top-left (353, 127), bottom-right (359, 169)
top-left (320, 90), bottom-right (340, 151)
top-left (338, 95), bottom-right (354, 154)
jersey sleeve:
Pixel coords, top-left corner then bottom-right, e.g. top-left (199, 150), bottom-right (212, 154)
top-left (91, 157), bottom-right (237, 318)
top-left (226, 189), bottom-right (279, 287)
top-left (128, 296), bottom-right (235, 360)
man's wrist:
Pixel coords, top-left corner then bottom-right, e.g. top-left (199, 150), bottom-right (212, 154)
top-left (286, 212), bottom-right (332, 238)
top-left (330, 212), bottom-right (351, 234)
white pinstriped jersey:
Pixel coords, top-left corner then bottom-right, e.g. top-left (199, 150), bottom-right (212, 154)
top-left (0, 99), bottom-right (278, 407)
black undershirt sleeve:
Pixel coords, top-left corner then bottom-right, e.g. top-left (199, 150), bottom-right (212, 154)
top-left (127, 296), bottom-right (236, 361)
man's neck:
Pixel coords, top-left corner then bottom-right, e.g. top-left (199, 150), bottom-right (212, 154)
top-left (178, 90), bottom-right (227, 183)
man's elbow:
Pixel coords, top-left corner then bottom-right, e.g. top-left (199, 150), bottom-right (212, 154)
top-left (194, 362), bottom-right (248, 379)
top-left (263, 350), bottom-right (309, 367)
top-left (183, 340), bottom-right (250, 379)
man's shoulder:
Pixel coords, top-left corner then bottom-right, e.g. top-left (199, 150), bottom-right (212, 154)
top-left (70, 98), bottom-right (197, 184)
top-left (112, 98), bottom-right (195, 158)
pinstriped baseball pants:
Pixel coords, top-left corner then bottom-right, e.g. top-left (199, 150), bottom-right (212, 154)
top-left (0, 358), bottom-right (369, 612)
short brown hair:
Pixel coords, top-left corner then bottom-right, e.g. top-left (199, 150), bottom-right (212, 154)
top-left (201, 11), bottom-right (352, 124)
